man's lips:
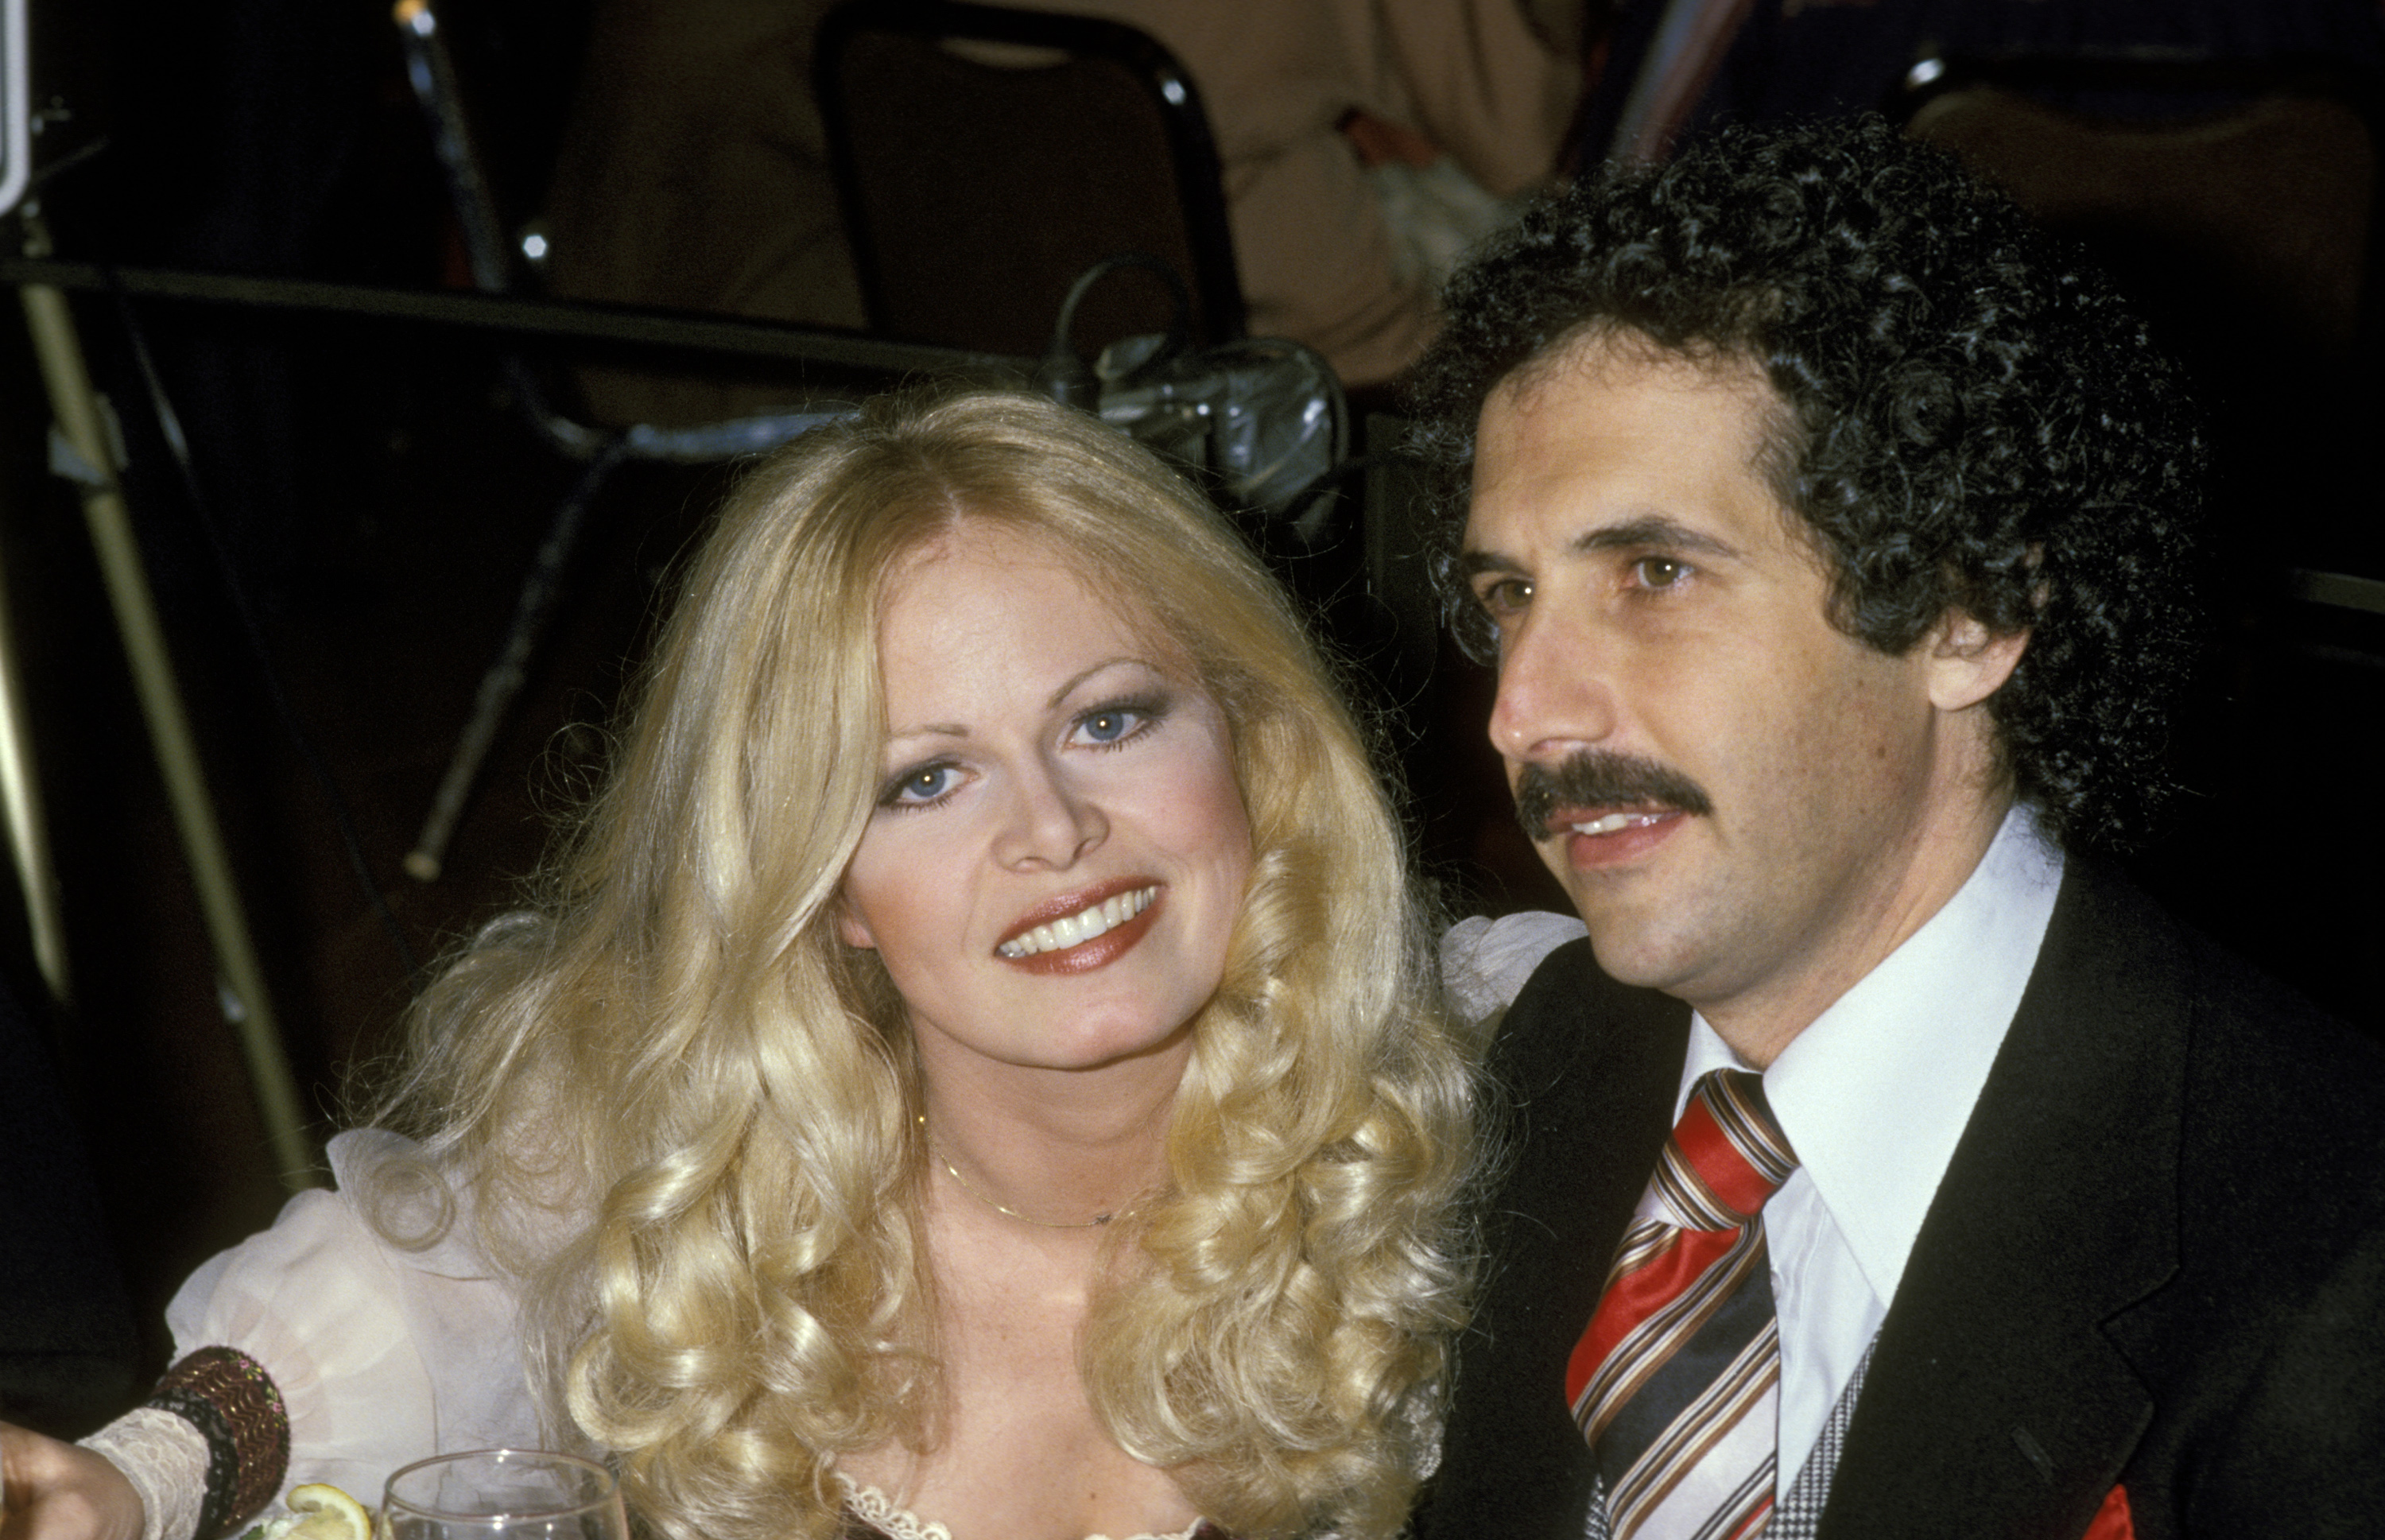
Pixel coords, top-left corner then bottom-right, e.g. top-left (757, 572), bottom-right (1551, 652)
top-left (1554, 808), bottom-right (1677, 838)
top-left (996, 880), bottom-right (1161, 975)
top-left (1546, 805), bottom-right (1689, 869)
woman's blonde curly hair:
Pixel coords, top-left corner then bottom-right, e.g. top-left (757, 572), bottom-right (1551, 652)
top-left (363, 387), bottom-right (1476, 1540)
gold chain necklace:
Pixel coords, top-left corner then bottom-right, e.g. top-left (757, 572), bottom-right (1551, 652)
top-left (917, 1113), bottom-right (1122, 1229)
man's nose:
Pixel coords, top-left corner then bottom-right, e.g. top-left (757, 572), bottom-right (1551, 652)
top-left (1487, 604), bottom-right (1617, 763)
top-left (994, 758), bottom-right (1107, 869)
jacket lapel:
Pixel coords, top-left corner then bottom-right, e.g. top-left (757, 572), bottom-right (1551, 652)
top-left (1820, 863), bottom-right (2182, 1538)
top-left (1426, 938), bottom-right (1689, 1538)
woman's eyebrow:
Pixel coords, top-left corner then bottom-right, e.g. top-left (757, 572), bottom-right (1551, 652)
top-left (1045, 654), bottom-right (1158, 709)
top-left (884, 720), bottom-right (969, 744)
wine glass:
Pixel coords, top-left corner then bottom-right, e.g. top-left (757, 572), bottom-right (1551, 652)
top-left (379, 1450), bottom-right (627, 1540)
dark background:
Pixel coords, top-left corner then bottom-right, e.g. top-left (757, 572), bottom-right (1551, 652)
top-left (0, 0), bottom-right (2378, 1438)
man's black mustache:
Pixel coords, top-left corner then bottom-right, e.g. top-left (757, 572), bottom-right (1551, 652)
top-left (1514, 751), bottom-right (1714, 843)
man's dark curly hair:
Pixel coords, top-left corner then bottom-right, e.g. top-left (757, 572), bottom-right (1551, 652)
top-left (1406, 115), bottom-right (2204, 851)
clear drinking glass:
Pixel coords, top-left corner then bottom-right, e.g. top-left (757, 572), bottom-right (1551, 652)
top-left (379, 1450), bottom-right (627, 1540)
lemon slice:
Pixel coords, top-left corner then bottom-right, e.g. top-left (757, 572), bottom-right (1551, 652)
top-left (282, 1485), bottom-right (373, 1540)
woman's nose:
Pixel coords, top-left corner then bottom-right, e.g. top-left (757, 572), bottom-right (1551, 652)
top-left (993, 759), bottom-right (1107, 869)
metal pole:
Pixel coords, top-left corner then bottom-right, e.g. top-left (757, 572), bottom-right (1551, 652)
top-left (0, 489), bottom-right (69, 1007)
top-left (0, 255), bottom-right (1027, 377)
top-left (403, 438), bottom-right (623, 882)
top-left (16, 214), bottom-right (316, 1190)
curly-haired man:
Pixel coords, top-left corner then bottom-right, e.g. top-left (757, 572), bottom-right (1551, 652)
top-left (1417, 117), bottom-right (2385, 1540)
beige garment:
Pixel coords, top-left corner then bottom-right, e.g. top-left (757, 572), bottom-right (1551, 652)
top-left (540, 0), bottom-right (1575, 419)
top-left (1039, 0), bottom-right (1579, 385)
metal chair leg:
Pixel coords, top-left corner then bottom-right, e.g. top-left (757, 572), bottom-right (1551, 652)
top-left (16, 215), bottom-right (316, 1191)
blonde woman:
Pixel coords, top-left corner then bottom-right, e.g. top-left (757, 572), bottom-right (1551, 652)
top-left (2, 389), bottom-right (1476, 1540)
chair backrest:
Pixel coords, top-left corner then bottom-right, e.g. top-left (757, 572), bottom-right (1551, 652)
top-left (1898, 54), bottom-right (2384, 578)
top-left (1899, 56), bottom-right (2379, 355)
top-left (816, 0), bottom-right (1244, 359)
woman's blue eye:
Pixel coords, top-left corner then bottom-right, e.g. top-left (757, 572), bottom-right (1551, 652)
top-left (1072, 697), bottom-right (1163, 748)
top-left (885, 762), bottom-right (957, 806)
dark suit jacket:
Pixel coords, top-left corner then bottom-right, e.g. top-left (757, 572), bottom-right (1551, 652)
top-left (1421, 860), bottom-right (2385, 1539)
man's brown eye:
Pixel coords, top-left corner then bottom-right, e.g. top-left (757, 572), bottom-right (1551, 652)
top-left (1635, 557), bottom-right (1687, 588)
top-left (1479, 577), bottom-right (1533, 614)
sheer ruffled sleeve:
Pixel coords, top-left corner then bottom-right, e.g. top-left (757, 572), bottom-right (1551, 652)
top-left (1441, 910), bottom-right (1585, 1038)
top-left (82, 1131), bottom-right (543, 1540)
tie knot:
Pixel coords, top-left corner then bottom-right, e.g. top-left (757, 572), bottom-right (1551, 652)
top-left (1654, 1069), bottom-right (1797, 1228)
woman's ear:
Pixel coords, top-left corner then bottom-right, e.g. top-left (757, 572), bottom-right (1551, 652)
top-left (1925, 609), bottom-right (2029, 713)
top-left (835, 896), bottom-right (878, 951)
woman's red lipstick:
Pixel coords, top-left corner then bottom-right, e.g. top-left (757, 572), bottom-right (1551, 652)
top-left (995, 880), bottom-right (1163, 976)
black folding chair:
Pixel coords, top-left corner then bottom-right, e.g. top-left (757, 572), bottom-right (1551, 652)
top-left (816, 0), bottom-right (1244, 360)
top-left (393, 0), bottom-right (855, 879)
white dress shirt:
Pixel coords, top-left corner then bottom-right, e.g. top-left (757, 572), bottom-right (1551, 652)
top-left (1669, 802), bottom-right (2065, 1497)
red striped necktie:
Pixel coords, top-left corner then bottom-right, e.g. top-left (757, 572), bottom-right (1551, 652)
top-left (1567, 1069), bottom-right (1799, 1540)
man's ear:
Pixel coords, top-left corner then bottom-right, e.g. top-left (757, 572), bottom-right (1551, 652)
top-left (1926, 610), bottom-right (2027, 713)
top-left (836, 898), bottom-right (878, 951)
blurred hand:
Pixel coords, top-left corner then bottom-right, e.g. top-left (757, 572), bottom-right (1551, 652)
top-left (0, 1424), bottom-right (142, 1540)
top-left (1339, 108), bottom-right (1444, 169)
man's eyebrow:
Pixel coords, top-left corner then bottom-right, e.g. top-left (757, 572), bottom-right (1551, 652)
top-left (1573, 515), bottom-right (1743, 561)
top-left (1459, 514), bottom-right (1745, 578)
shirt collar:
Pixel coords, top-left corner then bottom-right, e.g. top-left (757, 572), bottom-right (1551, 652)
top-left (1683, 802), bottom-right (2064, 1303)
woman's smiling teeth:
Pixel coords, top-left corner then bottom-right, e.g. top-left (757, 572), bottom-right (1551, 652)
top-left (997, 886), bottom-right (1158, 958)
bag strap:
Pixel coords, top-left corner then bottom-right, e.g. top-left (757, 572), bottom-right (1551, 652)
top-left (1033, 253), bottom-right (1193, 406)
